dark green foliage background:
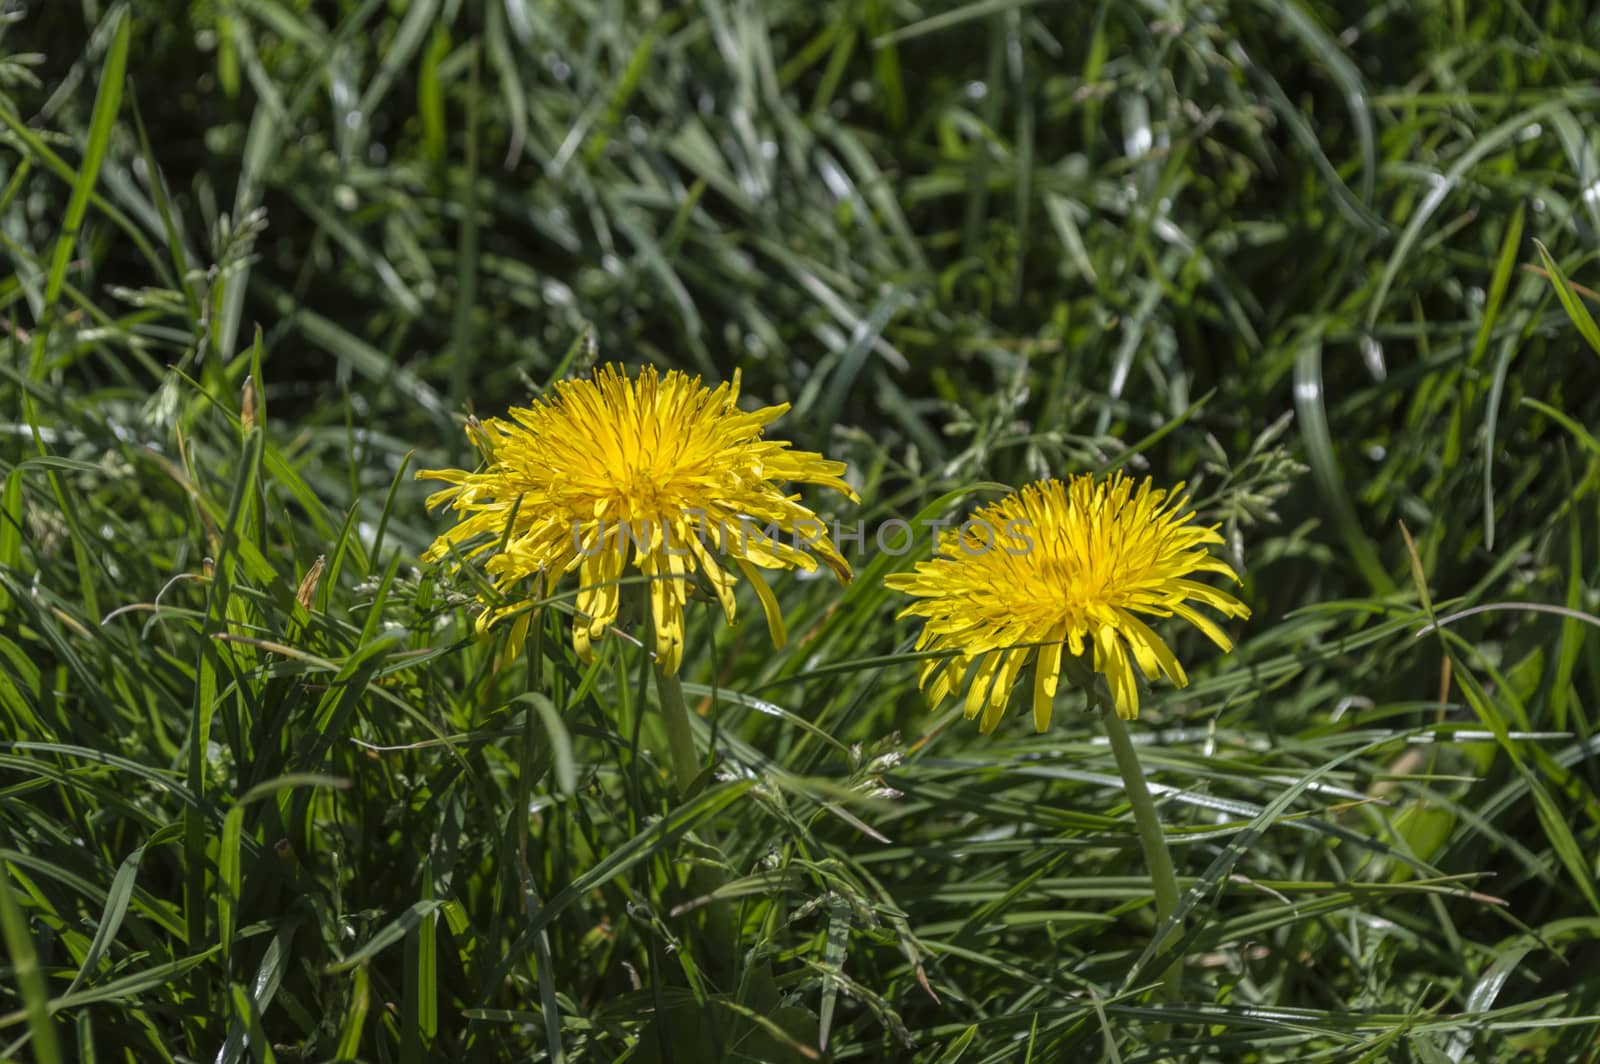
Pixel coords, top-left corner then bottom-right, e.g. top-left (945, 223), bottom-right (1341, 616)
top-left (3, 0), bottom-right (1600, 1060)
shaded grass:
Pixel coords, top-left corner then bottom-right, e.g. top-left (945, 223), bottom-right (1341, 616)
top-left (2, 0), bottom-right (1600, 1060)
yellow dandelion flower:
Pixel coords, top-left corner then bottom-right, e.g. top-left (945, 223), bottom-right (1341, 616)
top-left (418, 363), bottom-right (857, 674)
top-left (885, 472), bottom-right (1249, 731)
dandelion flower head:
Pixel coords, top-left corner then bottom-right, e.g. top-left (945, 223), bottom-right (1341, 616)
top-left (885, 472), bottom-right (1249, 731)
top-left (418, 363), bottom-right (857, 673)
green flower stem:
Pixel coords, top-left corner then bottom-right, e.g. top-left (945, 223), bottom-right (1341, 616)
top-left (652, 660), bottom-right (702, 796)
top-left (650, 653), bottom-right (739, 980)
top-left (1101, 704), bottom-right (1184, 1007)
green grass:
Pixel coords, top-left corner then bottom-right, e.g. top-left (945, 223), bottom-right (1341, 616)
top-left (4, 0), bottom-right (1600, 1060)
